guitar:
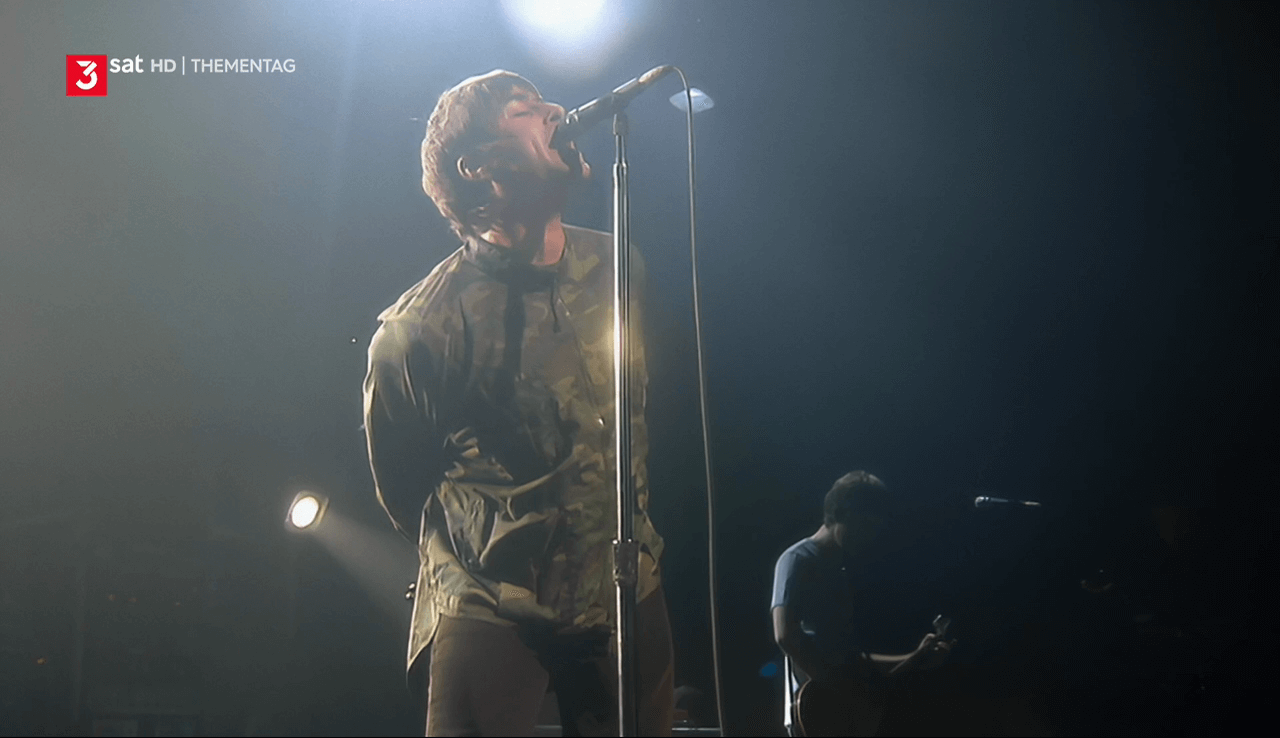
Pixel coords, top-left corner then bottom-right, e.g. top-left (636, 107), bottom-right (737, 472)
top-left (794, 615), bottom-right (952, 737)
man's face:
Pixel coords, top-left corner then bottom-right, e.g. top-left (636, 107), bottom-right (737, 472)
top-left (833, 512), bottom-right (888, 553)
top-left (490, 85), bottom-right (590, 182)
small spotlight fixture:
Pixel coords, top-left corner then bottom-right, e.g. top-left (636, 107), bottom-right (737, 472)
top-left (669, 88), bottom-right (714, 114)
top-left (287, 491), bottom-right (329, 531)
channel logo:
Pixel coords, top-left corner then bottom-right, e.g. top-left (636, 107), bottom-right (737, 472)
top-left (66, 55), bottom-right (108, 96)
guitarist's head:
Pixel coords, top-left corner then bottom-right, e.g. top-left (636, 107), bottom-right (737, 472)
top-left (823, 471), bottom-right (893, 554)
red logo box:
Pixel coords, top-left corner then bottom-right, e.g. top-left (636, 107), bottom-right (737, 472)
top-left (66, 55), bottom-right (108, 96)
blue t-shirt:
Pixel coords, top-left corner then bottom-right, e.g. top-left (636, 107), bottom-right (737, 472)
top-left (771, 538), bottom-right (862, 689)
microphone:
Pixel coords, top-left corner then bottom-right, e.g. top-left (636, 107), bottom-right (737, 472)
top-left (550, 65), bottom-right (676, 149)
top-left (974, 496), bottom-right (1042, 509)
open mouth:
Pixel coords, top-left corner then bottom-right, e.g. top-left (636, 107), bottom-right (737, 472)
top-left (548, 137), bottom-right (578, 166)
top-left (549, 123), bottom-right (577, 151)
top-left (546, 131), bottom-right (587, 177)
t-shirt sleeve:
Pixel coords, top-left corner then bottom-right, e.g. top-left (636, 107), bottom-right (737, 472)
top-left (771, 549), bottom-right (800, 611)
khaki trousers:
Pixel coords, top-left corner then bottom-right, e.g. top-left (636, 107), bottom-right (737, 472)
top-left (425, 587), bottom-right (674, 737)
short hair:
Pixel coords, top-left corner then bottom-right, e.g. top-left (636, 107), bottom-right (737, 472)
top-left (420, 70), bottom-right (538, 239)
top-left (823, 471), bottom-right (891, 526)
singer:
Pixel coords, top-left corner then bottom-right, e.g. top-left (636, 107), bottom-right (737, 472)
top-left (362, 70), bottom-right (674, 736)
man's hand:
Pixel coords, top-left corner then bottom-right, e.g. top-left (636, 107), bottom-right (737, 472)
top-left (889, 632), bottom-right (955, 674)
top-left (912, 632), bottom-right (956, 671)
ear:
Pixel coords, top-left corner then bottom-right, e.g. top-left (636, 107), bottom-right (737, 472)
top-left (456, 155), bottom-right (486, 182)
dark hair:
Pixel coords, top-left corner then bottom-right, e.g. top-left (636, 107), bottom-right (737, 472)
top-left (420, 70), bottom-right (539, 239)
top-left (823, 471), bottom-right (890, 526)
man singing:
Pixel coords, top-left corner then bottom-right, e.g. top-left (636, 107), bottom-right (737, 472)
top-left (772, 471), bottom-right (953, 737)
top-left (363, 70), bottom-right (673, 737)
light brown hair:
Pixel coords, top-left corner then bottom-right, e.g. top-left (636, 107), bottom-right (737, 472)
top-left (420, 70), bottom-right (539, 239)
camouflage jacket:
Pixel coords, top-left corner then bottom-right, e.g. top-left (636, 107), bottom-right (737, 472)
top-left (363, 225), bottom-right (664, 673)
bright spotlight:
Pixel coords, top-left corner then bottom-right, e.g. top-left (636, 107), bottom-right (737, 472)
top-left (287, 491), bottom-right (329, 531)
top-left (500, 0), bottom-right (649, 80)
top-left (290, 497), bottom-right (320, 528)
top-left (502, 0), bottom-right (605, 38)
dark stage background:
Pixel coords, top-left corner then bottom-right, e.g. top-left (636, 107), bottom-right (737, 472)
top-left (2, 1), bottom-right (1277, 736)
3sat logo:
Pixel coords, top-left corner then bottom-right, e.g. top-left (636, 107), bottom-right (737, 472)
top-left (66, 55), bottom-right (108, 96)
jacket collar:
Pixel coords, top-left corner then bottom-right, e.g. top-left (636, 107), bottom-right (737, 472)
top-left (461, 234), bottom-right (567, 289)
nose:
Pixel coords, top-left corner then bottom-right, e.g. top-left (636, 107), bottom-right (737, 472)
top-left (543, 101), bottom-right (565, 125)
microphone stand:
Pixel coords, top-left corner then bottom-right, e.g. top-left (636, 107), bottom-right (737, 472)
top-left (611, 110), bottom-right (640, 738)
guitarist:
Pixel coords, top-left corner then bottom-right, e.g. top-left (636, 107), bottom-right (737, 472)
top-left (771, 471), bottom-right (954, 737)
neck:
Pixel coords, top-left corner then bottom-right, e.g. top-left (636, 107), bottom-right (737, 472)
top-left (809, 524), bottom-right (839, 552)
top-left (477, 183), bottom-right (569, 266)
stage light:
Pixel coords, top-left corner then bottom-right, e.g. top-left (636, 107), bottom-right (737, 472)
top-left (669, 88), bottom-right (714, 114)
top-left (500, 0), bottom-right (650, 80)
top-left (287, 491), bottom-right (329, 531)
top-left (501, 0), bottom-right (605, 38)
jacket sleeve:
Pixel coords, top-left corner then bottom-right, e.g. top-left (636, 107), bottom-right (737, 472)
top-left (363, 319), bottom-right (445, 540)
